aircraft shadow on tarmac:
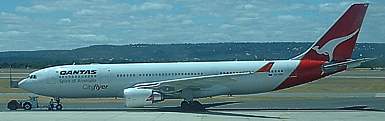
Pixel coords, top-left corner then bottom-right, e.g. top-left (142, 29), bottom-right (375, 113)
top-left (50, 101), bottom-right (385, 120)
top-left (155, 102), bottom-right (287, 119)
top-left (58, 102), bottom-right (286, 119)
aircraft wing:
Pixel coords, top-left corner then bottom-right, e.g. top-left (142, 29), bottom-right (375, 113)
top-left (133, 71), bottom-right (254, 94)
top-left (133, 62), bottom-right (274, 94)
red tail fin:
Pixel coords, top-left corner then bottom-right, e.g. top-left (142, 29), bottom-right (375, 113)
top-left (293, 3), bottom-right (368, 62)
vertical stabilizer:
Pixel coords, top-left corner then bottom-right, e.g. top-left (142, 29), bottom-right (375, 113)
top-left (293, 3), bottom-right (368, 62)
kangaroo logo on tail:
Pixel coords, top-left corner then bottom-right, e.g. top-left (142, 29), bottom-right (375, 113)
top-left (311, 29), bottom-right (359, 62)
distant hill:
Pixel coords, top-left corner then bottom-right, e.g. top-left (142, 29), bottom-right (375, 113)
top-left (0, 42), bottom-right (384, 68)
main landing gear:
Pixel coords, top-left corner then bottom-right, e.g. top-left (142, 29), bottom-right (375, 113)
top-left (180, 100), bottom-right (205, 111)
top-left (48, 97), bottom-right (63, 111)
top-left (180, 89), bottom-right (205, 111)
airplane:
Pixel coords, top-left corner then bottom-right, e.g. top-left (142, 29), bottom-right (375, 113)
top-left (17, 3), bottom-right (370, 111)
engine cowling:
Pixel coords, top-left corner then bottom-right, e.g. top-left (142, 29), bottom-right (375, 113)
top-left (123, 88), bottom-right (164, 108)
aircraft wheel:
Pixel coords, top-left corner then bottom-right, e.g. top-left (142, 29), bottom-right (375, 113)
top-left (23, 102), bottom-right (32, 110)
top-left (181, 101), bottom-right (205, 112)
top-left (191, 101), bottom-right (204, 111)
top-left (56, 104), bottom-right (63, 111)
top-left (181, 101), bottom-right (189, 111)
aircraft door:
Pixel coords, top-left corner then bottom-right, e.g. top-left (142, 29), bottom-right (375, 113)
top-left (89, 67), bottom-right (111, 93)
top-left (97, 67), bottom-right (112, 83)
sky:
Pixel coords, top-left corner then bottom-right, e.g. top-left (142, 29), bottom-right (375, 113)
top-left (0, 0), bottom-right (383, 51)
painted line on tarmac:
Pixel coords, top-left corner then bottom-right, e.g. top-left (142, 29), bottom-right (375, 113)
top-left (330, 76), bottom-right (385, 79)
top-left (245, 93), bottom-right (385, 98)
top-left (0, 73), bottom-right (30, 74)
top-left (0, 77), bottom-right (24, 79)
top-left (375, 93), bottom-right (385, 98)
top-left (0, 93), bottom-right (39, 97)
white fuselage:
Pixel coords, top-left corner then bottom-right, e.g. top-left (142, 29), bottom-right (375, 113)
top-left (19, 60), bottom-right (299, 98)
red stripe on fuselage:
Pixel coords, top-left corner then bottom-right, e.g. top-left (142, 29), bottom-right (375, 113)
top-left (274, 60), bottom-right (325, 90)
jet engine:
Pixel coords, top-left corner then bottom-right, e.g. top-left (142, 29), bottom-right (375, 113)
top-left (123, 88), bottom-right (164, 107)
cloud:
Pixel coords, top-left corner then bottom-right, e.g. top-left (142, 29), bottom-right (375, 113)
top-left (0, 30), bottom-right (29, 36)
top-left (57, 18), bottom-right (72, 24)
top-left (277, 15), bottom-right (302, 21)
top-left (0, 12), bottom-right (30, 24)
top-left (220, 24), bottom-right (236, 29)
top-left (243, 4), bottom-right (255, 9)
top-left (69, 34), bottom-right (97, 38)
top-left (1, 12), bottom-right (18, 17)
top-left (181, 19), bottom-right (193, 24)
top-left (74, 9), bottom-right (98, 16)
top-left (130, 2), bottom-right (172, 11)
top-left (0, 0), bottom-right (383, 51)
top-left (16, 4), bottom-right (56, 13)
top-left (318, 1), bottom-right (352, 12)
top-left (68, 34), bottom-right (109, 42)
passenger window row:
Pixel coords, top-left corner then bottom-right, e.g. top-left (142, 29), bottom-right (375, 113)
top-left (270, 70), bottom-right (284, 73)
top-left (117, 72), bottom-right (204, 77)
top-left (219, 72), bottom-right (242, 74)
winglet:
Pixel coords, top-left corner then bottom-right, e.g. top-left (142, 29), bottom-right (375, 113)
top-left (257, 62), bottom-right (274, 72)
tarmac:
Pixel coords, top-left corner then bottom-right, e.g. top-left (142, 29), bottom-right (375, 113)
top-left (0, 110), bottom-right (384, 121)
top-left (0, 93), bottom-right (384, 121)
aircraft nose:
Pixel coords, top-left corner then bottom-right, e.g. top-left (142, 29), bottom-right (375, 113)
top-left (18, 79), bottom-right (32, 90)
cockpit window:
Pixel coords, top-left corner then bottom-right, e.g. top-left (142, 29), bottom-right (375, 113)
top-left (28, 75), bottom-right (37, 79)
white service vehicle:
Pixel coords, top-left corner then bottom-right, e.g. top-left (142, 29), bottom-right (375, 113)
top-left (7, 96), bottom-right (39, 110)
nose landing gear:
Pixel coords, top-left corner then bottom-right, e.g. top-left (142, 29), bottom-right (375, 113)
top-left (48, 97), bottom-right (63, 111)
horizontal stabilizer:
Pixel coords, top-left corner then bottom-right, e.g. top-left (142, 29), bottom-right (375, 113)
top-left (323, 58), bottom-right (375, 69)
top-left (257, 62), bottom-right (274, 72)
